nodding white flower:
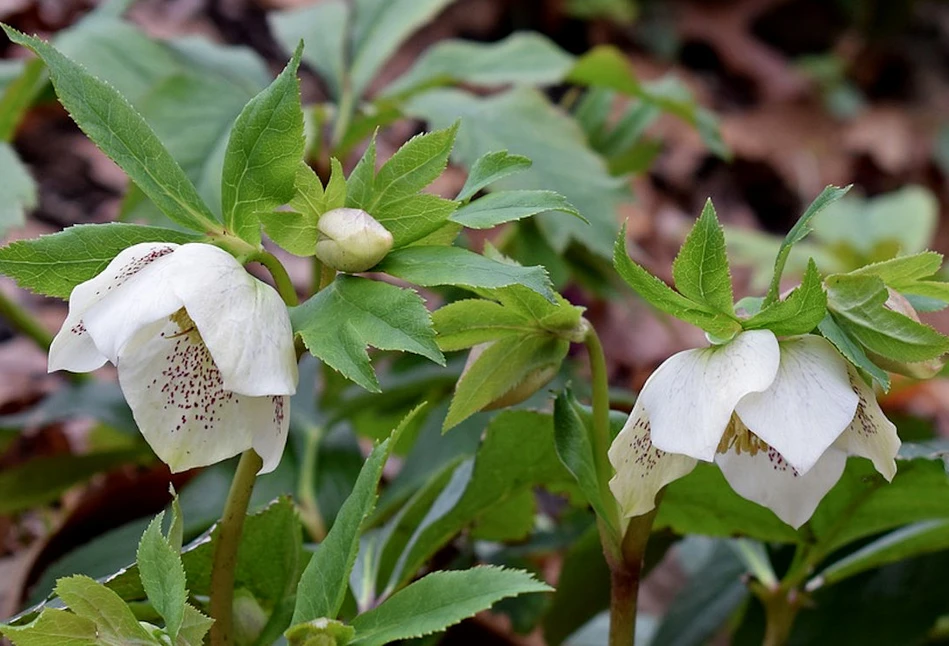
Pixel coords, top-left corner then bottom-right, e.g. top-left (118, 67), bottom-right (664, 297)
top-left (608, 330), bottom-right (900, 528)
top-left (48, 242), bottom-right (298, 473)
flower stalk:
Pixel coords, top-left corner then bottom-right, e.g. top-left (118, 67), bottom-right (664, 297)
top-left (0, 288), bottom-right (53, 351)
top-left (209, 449), bottom-right (264, 646)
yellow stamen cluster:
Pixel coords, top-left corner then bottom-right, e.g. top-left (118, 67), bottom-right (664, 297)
top-left (717, 416), bottom-right (769, 456)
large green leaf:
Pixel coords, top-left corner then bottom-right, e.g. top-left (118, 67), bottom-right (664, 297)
top-left (292, 276), bottom-right (444, 392)
top-left (0, 142), bottom-right (36, 234)
top-left (0, 223), bottom-right (197, 298)
top-left (383, 32), bottom-right (574, 97)
top-left (0, 609), bottom-right (98, 646)
top-left (221, 45), bottom-right (304, 244)
top-left (405, 87), bottom-right (628, 257)
top-left (55, 576), bottom-right (160, 645)
top-left (450, 190), bottom-right (581, 229)
top-left (349, 567), bottom-right (550, 646)
top-left (376, 246), bottom-right (554, 300)
top-left (3, 27), bottom-right (221, 234)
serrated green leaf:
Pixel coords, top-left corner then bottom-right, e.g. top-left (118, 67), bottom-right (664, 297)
top-left (292, 409), bottom-right (418, 625)
top-left (2, 27), bottom-right (222, 234)
top-left (455, 150), bottom-right (532, 202)
top-left (137, 512), bottom-right (187, 641)
top-left (221, 44), bottom-right (304, 244)
top-left (0, 609), bottom-right (98, 646)
top-left (826, 273), bottom-right (949, 362)
top-left (261, 163), bottom-right (334, 256)
top-left (553, 389), bottom-right (615, 531)
top-left (55, 575), bottom-right (160, 645)
top-left (671, 199), bottom-right (734, 314)
top-left (613, 226), bottom-right (741, 338)
top-left (382, 32), bottom-right (575, 98)
top-left (432, 299), bottom-right (537, 351)
top-left (176, 605), bottom-right (213, 646)
top-left (291, 276), bottom-right (444, 392)
top-left (0, 223), bottom-right (197, 298)
top-left (743, 259), bottom-right (826, 336)
top-left (818, 313), bottom-right (890, 390)
top-left (444, 335), bottom-right (568, 430)
top-left (349, 0), bottom-right (457, 98)
top-left (850, 252), bottom-right (943, 286)
top-left (347, 125), bottom-right (458, 247)
top-left (763, 184), bottom-right (850, 306)
top-left (376, 246), bottom-right (555, 301)
top-left (0, 142), bottom-right (36, 234)
top-left (405, 87), bottom-right (627, 257)
top-left (349, 567), bottom-right (551, 646)
top-left (450, 189), bottom-right (583, 229)
top-left (269, 2), bottom-right (347, 99)
top-left (809, 520), bottom-right (949, 590)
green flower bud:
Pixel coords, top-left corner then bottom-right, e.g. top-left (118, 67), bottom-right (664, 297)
top-left (315, 208), bottom-right (393, 273)
top-left (285, 618), bottom-right (355, 646)
top-left (867, 288), bottom-right (944, 379)
top-left (232, 590), bottom-right (267, 646)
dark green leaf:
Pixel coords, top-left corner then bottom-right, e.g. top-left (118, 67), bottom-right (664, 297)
top-left (817, 314), bottom-right (890, 390)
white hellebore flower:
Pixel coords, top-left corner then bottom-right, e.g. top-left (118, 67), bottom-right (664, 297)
top-left (48, 242), bottom-right (298, 473)
top-left (608, 330), bottom-right (900, 528)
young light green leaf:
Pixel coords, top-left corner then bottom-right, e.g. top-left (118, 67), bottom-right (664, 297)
top-left (291, 408), bottom-right (419, 625)
top-left (269, 2), bottom-right (347, 99)
top-left (349, 567), bottom-right (551, 646)
top-left (850, 252), bottom-right (943, 287)
top-left (221, 43), bottom-right (304, 244)
top-left (137, 512), bottom-right (187, 641)
top-left (432, 299), bottom-right (538, 351)
top-left (818, 313), bottom-right (890, 390)
top-left (291, 276), bottom-right (444, 392)
top-left (55, 575), bottom-right (161, 645)
top-left (808, 519), bottom-right (949, 591)
top-left (763, 184), bottom-right (850, 306)
top-left (455, 150), bottom-right (532, 202)
top-left (2, 27), bottom-right (222, 234)
top-left (261, 162), bottom-right (340, 256)
top-left (0, 609), bottom-right (98, 646)
top-left (743, 259), bottom-right (827, 336)
top-left (444, 335), bottom-right (568, 430)
top-left (348, 124), bottom-right (458, 247)
top-left (176, 605), bottom-right (214, 646)
top-left (613, 226), bottom-right (741, 339)
top-left (349, 0), bottom-right (457, 98)
top-left (375, 246), bottom-right (555, 301)
top-left (0, 223), bottom-right (197, 298)
top-left (0, 142), bottom-right (36, 235)
top-left (553, 389), bottom-right (615, 531)
top-left (450, 190), bottom-right (583, 229)
top-left (405, 87), bottom-right (627, 257)
top-left (382, 32), bottom-right (575, 98)
top-left (671, 199), bottom-right (734, 314)
top-left (0, 57), bottom-right (46, 142)
top-left (826, 273), bottom-right (949, 362)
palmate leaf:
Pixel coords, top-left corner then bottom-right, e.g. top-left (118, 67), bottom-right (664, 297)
top-left (291, 276), bottom-right (444, 392)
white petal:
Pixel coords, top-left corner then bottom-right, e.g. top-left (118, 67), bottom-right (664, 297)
top-left (644, 329), bottom-right (780, 462)
top-left (169, 244), bottom-right (298, 397)
top-left (609, 401), bottom-right (697, 518)
top-left (716, 441), bottom-right (847, 529)
top-left (116, 318), bottom-right (288, 473)
top-left (81, 245), bottom-right (188, 362)
top-left (253, 395), bottom-right (291, 473)
top-left (834, 365), bottom-right (900, 480)
top-left (48, 242), bottom-right (179, 372)
top-left (735, 335), bottom-right (858, 474)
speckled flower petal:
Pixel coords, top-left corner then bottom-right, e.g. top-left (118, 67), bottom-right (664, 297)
top-left (48, 242), bottom-right (179, 372)
top-left (644, 329), bottom-right (781, 462)
top-left (735, 335), bottom-right (858, 474)
top-left (609, 400), bottom-right (697, 518)
top-left (168, 244), bottom-right (298, 397)
top-left (716, 441), bottom-right (846, 529)
top-left (834, 364), bottom-right (900, 480)
top-left (117, 317), bottom-right (288, 473)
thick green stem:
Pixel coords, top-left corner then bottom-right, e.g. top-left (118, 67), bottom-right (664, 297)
top-left (608, 510), bottom-right (658, 646)
top-left (759, 587), bottom-right (801, 646)
top-left (209, 450), bottom-right (263, 646)
top-left (298, 424), bottom-right (327, 541)
top-left (0, 289), bottom-right (52, 351)
top-left (583, 326), bottom-right (621, 540)
top-left (247, 251), bottom-right (298, 307)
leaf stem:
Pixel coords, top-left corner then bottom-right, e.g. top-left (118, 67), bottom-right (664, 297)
top-left (608, 509), bottom-right (657, 646)
top-left (298, 424), bottom-right (328, 541)
top-left (247, 250), bottom-right (298, 307)
top-left (0, 288), bottom-right (53, 351)
top-left (754, 582), bottom-right (802, 646)
top-left (583, 324), bottom-right (621, 539)
top-left (209, 449), bottom-right (263, 646)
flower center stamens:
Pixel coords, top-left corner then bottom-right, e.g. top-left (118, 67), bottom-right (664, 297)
top-left (717, 416), bottom-right (769, 456)
top-left (168, 308), bottom-right (201, 342)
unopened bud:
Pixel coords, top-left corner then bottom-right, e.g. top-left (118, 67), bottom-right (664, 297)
top-left (232, 590), bottom-right (267, 646)
top-left (868, 289), bottom-right (944, 379)
top-left (285, 618), bottom-right (355, 646)
top-left (315, 208), bottom-right (393, 273)
top-left (462, 343), bottom-right (560, 410)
